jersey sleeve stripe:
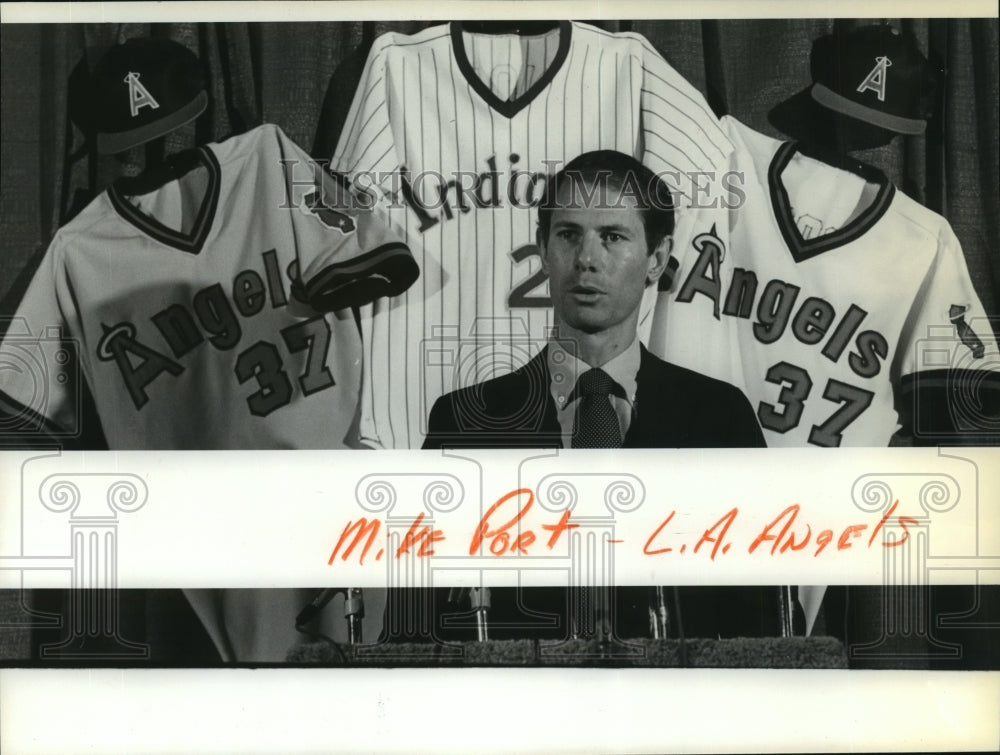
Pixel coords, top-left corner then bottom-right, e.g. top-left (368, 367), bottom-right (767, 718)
top-left (640, 140), bottom-right (695, 202)
top-left (362, 148), bottom-right (397, 188)
top-left (390, 30), bottom-right (451, 49)
top-left (301, 242), bottom-right (418, 310)
top-left (332, 70), bottom-right (386, 167)
top-left (345, 124), bottom-right (392, 175)
top-left (347, 76), bottom-right (386, 134)
top-left (355, 98), bottom-right (388, 144)
top-left (641, 67), bottom-right (732, 156)
top-left (641, 105), bottom-right (716, 168)
top-left (640, 90), bottom-right (725, 165)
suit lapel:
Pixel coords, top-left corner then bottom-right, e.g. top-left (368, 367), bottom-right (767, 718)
top-left (624, 346), bottom-right (667, 447)
top-left (489, 346), bottom-right (561, 441)
top-left (530, 346), bottom-right (561, 436)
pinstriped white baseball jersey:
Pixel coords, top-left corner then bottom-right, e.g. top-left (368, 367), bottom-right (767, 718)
top-left (0, 124), bottom-right (415, 448)
top-left (330, 21), bottom-right (733, 449)
top-left (650, 116), bottom-right (1000, 446)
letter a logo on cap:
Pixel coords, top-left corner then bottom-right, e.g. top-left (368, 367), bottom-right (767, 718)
top-left (856, 56), bottom-right (892, 102)
top-left (124, 71), bottom-right (160, 117)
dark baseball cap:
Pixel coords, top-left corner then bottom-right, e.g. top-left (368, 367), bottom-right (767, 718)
top-left (91, 37), bottom-right (208, 154)
top-left (769, 25), bottom-right (941, 150)
top-left (810, 25), bottom-right (934, 135)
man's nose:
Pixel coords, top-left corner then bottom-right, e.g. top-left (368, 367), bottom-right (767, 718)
top-left (575, 232), bottom-right (602, 270)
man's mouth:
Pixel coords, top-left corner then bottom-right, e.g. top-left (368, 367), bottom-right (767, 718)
top-left (569, 284), bottom-right (606, 297)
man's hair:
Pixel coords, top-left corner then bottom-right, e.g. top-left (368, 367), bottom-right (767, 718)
top-left (537, 150), bottom-right (675, 253)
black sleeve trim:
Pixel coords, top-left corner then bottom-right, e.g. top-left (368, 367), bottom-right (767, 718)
top-left (897, 369), bottom-right (1000, 445)
top-left (300, 243), bottom-right (419, 310)
top-left (0, 388), bottom-right (74, 440)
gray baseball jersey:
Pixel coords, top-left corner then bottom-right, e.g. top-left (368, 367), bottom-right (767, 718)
top-left (0, 124), bottom-right (415, 448)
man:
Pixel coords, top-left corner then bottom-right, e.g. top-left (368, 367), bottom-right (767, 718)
top-left (424, 150), bottom-right (764, 450)
top-left (413, 151), bottom-right (778, 644)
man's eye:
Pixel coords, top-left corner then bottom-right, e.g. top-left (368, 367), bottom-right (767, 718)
top-left (603, 232), bottom-right (624, 243)
top-left (556, 229), bottom-right (579, 242)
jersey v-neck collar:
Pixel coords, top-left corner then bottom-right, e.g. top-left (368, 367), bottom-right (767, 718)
top-left (107, 145), bottom-right (222, 255)
top-left (450, 20), bottom-right (572, 119)
top-left (768, 141), bottom-right (896, 263)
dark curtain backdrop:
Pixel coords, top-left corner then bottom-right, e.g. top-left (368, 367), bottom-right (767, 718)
top-left (1, 19), bottom-right (998, 322)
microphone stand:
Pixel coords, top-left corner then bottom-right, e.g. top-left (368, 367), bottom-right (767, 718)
top-left (295, 587), bottom-right (365, 645)
top-left (778, 585), bottom-right (794, 638)
top-left (650, 586), bottom-right (670, 639)
top-left (469, 586), bottom-right (490, 641)
top-left (673, 587), bottom-right (687, 667)
top-left (345, 588), bottom-right (364, 644)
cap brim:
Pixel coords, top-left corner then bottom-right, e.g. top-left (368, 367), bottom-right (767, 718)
top-left (96, 89), bottom-right (208, 154)
top-left (768, 86), bottom-right (899, 151)
top-left (810, 84), bottom-right (926, 136)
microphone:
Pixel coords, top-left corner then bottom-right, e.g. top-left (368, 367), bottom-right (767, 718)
top-left (649, 586), bottom-right (670, 639)
top-left (295, 588), bottom-right (343, 629)
top-left (595, 586), bottom-right (612, 645)
top-left (778, 585), bottom-right (797, 638)
top-left (344, 588), bottom-right (364, 644)
top-left (673, 586), bottom-right (687, 668)
top-left (295, 587), bottom-right (366, 644)
top-left (469, 586), bottom-right (491, 641)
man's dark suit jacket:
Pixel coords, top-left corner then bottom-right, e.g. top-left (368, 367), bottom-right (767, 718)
top-left (391, 345), bottom-right (782, 644)
top-left (423, 344), bottom-right (765, 449)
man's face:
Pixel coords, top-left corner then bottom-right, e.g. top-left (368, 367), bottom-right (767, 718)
top-left (539, 179), bottom-right (669, 337)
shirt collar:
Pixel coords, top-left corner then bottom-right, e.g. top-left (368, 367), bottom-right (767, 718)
top-left (548, 337), bottom-right (640, 409)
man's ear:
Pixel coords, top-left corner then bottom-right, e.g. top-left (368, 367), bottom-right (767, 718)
top-left (537, 227), bottom-right (550, 275)
top-left (646, 235), bottom-right (672, 285)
